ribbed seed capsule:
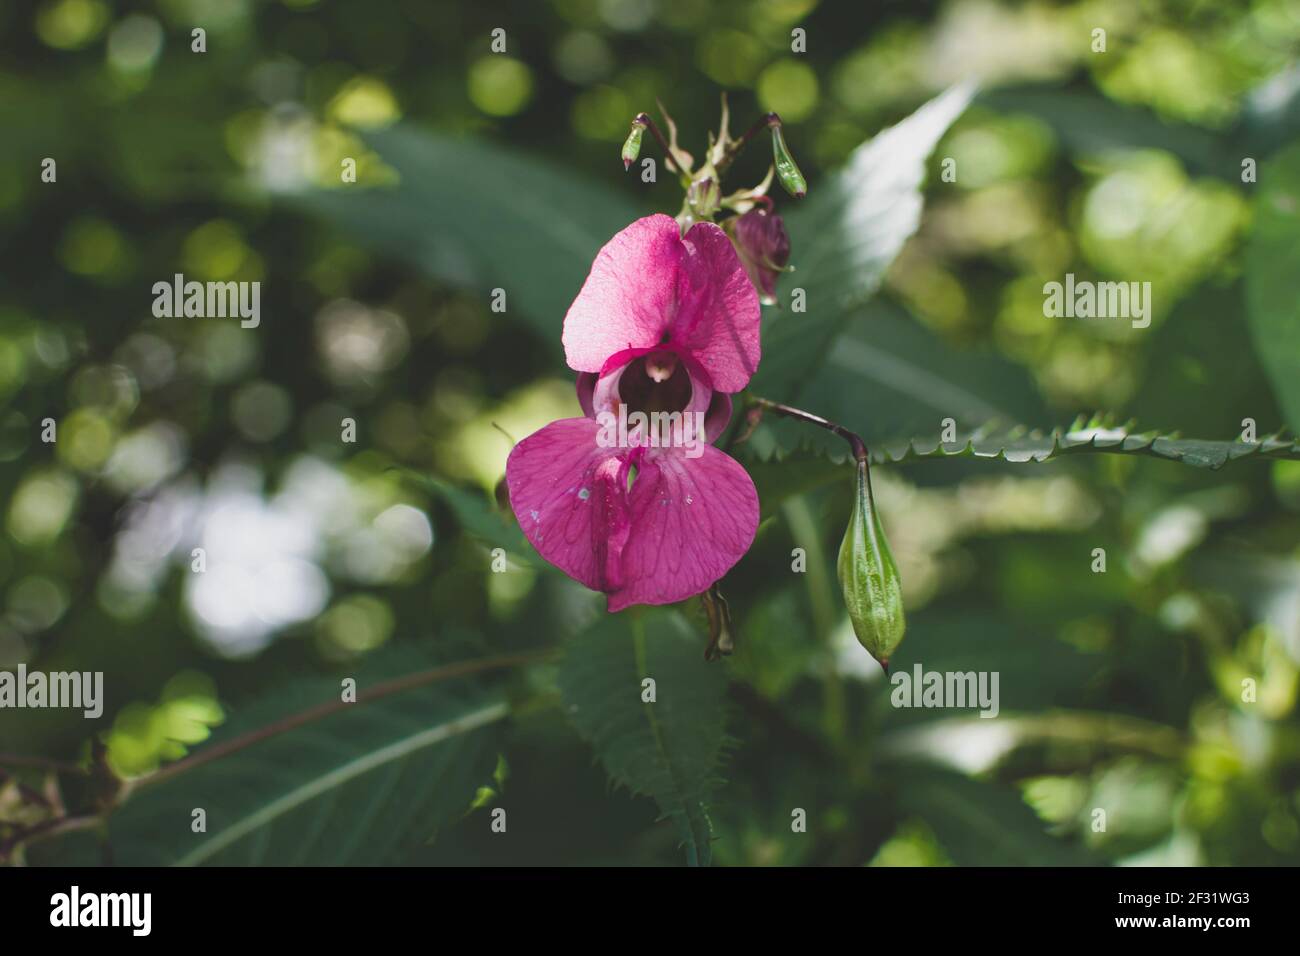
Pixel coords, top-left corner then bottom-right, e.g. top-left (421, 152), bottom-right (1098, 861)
top-left (837, 459), bottom-right (905, 669)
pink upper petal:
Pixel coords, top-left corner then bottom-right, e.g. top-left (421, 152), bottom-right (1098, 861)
top-left (667, 222), bottom-right (763, 392)
top-left (505, 417), bottom-right (631, 594)
top-left (563, 215), bottom-right (680, 375)
top-left (607, 445), bottom-right (759, 611)
top-left (563, 214), bottom-right (761, 393)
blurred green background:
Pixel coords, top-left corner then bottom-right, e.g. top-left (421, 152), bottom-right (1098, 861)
top-left (3, 0), bottom-right (1300, 866)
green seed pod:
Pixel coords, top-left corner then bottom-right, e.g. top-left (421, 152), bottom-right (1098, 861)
top-left (771, 124), bottom-right (807, 198)
top-left (622, 123), bottom-right (645, 170)
top-left (837, 459), bottom-right (905, 669)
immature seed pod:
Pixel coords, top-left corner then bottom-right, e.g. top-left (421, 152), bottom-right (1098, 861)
top-left (837, 459), bottom-right (905, 669)
top-left (771, 124), bottom-right (807, 198)
top-left (622, 122), bottom-right (645, 170)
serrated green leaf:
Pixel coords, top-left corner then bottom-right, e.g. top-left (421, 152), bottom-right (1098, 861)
top-left (872, 420), bottom-right (1300, 470)
top-left (740, 416), bottom-right (1300, 472)
top-left (557, 610), bottom-right (728, 866)
top-left (754, 300), bottom-right (1049, 461)
top-left (1246, 141), bottom-right (1300, 433)
top-left (98, 648), bottom-right (509, 865)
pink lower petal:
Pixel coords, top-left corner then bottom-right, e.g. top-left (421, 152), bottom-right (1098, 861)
top-left (607, 444), bottom-right (759, 611)
top-left (505, 417), bottom-right (631, 593)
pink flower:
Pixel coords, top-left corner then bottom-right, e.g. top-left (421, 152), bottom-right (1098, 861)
top-left (505, 214), bottom-right (762, 611)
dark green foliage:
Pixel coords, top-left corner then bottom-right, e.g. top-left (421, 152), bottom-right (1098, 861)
top-left (557, 612), bottom-right (729, 866)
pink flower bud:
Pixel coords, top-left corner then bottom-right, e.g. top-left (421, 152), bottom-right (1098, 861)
top-left (726, 204), bottom-right (790, 306)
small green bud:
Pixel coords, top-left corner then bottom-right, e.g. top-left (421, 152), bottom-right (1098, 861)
top-left (770, 124), bottom-right (807, 198)
top-left (622, 122), bottom-right (645, 171)
top-left (686, 176), bottom-right (721, 220)
top-left (837, 460), bottom-right (905, 669)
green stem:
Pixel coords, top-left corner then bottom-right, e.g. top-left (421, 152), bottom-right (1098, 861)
top-left (717, 111), bottom-right (780, 174)
top-left (748, 394), bottom-right (885, 742)
top-left (748, 395), bottom-right (869, 463)
top-left (782, 496), bottom-right (846, 746)
top-left (633, 112), bottom-right (677, 171)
